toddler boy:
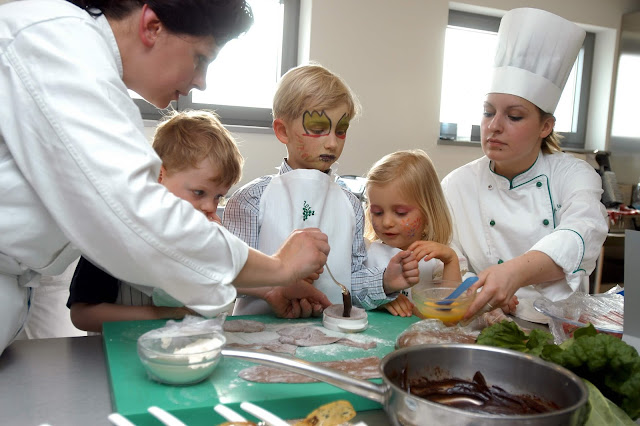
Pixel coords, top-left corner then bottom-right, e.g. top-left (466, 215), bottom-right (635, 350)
top-left (67, 110), bottom-right (244, 332)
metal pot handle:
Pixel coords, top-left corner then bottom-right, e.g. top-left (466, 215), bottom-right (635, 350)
top-left (221, 348), bottom-right (387, 404)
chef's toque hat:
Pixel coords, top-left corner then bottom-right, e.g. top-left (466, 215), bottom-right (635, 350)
top-left (489, 8), bottom-right (586, 114)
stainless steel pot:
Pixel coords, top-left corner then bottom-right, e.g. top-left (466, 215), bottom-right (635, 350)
top-left (222, 344), bottom-right (588, 426)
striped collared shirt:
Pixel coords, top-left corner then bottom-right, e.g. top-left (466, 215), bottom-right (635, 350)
top-left (222, 160), bottom-right (397, 309)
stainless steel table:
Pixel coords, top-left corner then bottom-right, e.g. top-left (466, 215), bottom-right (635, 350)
top-left (0, 335), bottom-right (389, 425)
top-left (1, 336), bottom-right (112, 425)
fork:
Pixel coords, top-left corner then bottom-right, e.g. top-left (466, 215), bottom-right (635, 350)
top-left (324, 264), bottom-right (352, 317)
top-left (324, 264), bottom-right (349, 295)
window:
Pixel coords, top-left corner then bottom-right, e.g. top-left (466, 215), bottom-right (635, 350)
top-left (439, 10), bottom-right (594, 148)
top-left (612, 53), bottom-right (640, 138)
top-left (134, 0), bottom-right (300, 128)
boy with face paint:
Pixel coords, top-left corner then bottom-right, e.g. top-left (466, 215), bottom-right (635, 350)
top-left (224, 64), bottom-right (420, 316)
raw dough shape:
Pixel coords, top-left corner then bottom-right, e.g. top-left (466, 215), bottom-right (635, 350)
top-left (336, 337), bottom-right (376, 350)
top-left (396, 328), bottom-right (477, 348)
top-left (239, 356), bottom-right (381, 383)
top-left (225, 341), bottom-right (297, 356)
top-left (277, 326), bottom-right (341, 347)
top-left (223, 319), bottom-right (266, 333)
top-left (324, 304), bottom-right (366, 320)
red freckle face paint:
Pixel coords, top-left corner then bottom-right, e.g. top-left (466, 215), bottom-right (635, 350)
top-left (402, 216), bottom-right (423, 240)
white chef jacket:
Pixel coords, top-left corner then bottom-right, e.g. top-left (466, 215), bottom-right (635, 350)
top-left (441, 151), bottom-right (608, 306)
top-left (0, 0), bottom-right (248, 351)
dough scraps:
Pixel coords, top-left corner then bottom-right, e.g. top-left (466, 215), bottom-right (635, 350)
top-left (277, 326), bottom-right (341, 346)
top-left (396, 328), bottom-right (477, 348)
top-left (239, 356), bottom-right (381, 383)
top-left (276, 326), bottom-right (376, 350)
top-left (225, 341), bottom-right (298, 356)
top-left (335, 337), bottom-right (376, 350)
top-left (223, 319), bottom-right (266, 333)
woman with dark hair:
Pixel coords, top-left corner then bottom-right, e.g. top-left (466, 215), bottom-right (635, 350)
top-left (0, 0), bottom-right (331, 355)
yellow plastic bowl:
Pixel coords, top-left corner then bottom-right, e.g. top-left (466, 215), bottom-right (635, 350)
top-left (411, 280), bottom-right (476, 325)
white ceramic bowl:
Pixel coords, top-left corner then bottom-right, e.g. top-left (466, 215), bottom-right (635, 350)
top-left (137, 329), bottom-right (226, 385)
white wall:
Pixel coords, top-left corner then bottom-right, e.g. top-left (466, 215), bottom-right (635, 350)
top-left (216, 0), bottom-right (640, 194)
top-left (4, 0), bottom-right (639, 187)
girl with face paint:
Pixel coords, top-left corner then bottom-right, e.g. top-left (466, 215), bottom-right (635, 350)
top-left (363, 150), bottom-right (466, 317)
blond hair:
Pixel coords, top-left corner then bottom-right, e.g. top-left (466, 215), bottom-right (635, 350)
top-left (539, 109), bottom-right (563, 153)
top-left (153, 110), bottom-right (243, 187)
top-left (364, 150), bottom-right (452, 245)
top-left (272, 63), bottom-right (361, 122)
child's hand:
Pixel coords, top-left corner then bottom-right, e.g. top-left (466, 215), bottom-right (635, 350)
top-left (380, 293), bottom-right (414, 317)
top-left (263, 283), bottom-right (331, 318)
top-left (407, 241), bottom-right (457, 264)
top-left (383, 250), bottom-right (419, 294)
top-left (501, 294), bottom-right (519, 315)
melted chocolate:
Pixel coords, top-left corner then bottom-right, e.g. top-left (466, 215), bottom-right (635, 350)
top-left (401, 371), bottom-right (559, 415)
top-left (342, 292), bottom-right (352, 317)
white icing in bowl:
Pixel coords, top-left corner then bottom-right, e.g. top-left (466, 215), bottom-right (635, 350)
top-left (137, 330), bottom-right (226, 385)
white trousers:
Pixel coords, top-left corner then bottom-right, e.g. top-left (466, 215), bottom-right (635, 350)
top-left (17, 259), bottom-right (86, 339)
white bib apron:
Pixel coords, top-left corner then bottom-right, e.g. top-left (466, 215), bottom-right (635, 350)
top-left (233, 169), bottom-right (355, 315)
top-left (365, 240), bottom-right (439, 301)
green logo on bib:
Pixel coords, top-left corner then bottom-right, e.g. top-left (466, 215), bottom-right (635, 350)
top-left (302, 201), bottom-right (315, 221)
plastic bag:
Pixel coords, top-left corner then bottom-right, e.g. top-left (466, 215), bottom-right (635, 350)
top-left (142, 313), bottom-right (227, 343)
top-left (533, 287), bottom-right (624, 344)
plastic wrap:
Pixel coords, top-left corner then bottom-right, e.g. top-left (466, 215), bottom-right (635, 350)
top-left (533, 286), bottom-right (624, 344)
top-left (136, 314), bottom-right (227, 385)
top-left (395, 309), bottom-right (512, 349)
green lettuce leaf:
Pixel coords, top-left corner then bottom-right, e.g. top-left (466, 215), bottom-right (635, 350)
top-left (476, 320), bottom-right (553, 355)
top-left (541, 325), bottom-right (640, 420)
top-left (477, 322), bottom-right (640, 420)
top-left (583, 379), bottom-right (636, 426)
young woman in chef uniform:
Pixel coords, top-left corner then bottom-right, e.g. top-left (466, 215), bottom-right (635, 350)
top-left (441, 8), bottom-right (608, 322)
top-left (0, 0), bottom-right (331, 355)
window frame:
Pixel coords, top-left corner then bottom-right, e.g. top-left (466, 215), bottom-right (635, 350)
top-left (134, 0), bottom-right (300, 128)
top-left (441, 10), bottom-right (594, 149)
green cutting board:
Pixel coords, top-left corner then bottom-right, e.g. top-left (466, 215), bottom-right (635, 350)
top-left (103, 312), bottom-right (419, 425)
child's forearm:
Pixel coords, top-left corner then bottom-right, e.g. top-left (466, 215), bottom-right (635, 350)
top-left (442, 256), bottom-right (462, 282)
top-left (70, 303), bottom-right (191, 332)
top-left (236, 286), bottom-right (270, 298)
